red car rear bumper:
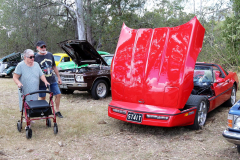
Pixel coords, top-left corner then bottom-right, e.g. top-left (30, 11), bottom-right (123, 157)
top-left (108, 100), bottom-right (197, 127)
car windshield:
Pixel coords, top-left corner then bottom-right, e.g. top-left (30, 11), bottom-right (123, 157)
top-left (194, 66), bottom-right (213, 83)
top-left (53, 55), bottom-right (61, 62)
top-left (102, 56), bottom-right (113, 65)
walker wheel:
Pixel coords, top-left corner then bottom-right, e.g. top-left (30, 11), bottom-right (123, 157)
top-left (26, 128), bottom-right (32, 139)
top-left (53, 123), bottom-right (58, 135)
top-left (46, 119), bottom-right (51, 127)
top-left (17, 121), bottom-right (22, 132)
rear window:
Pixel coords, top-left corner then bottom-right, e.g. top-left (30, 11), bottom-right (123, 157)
top-left (53, 55), bottom-right (61, 62)
top-left (62, 57), bottom-right (70, 62)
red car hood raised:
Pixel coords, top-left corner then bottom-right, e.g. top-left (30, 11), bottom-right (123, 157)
top-left (111, 17), bottom-right (205, 109)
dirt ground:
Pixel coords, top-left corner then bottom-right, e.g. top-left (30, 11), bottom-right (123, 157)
top-left (1, 78), bottom-right (240, 160)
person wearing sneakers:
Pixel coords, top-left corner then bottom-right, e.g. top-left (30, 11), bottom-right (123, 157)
top-left (34, 41), bottom-right (63, 118)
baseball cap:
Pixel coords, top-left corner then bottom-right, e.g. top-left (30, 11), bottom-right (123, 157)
top-left (36, 41), bottom-right (46, 47)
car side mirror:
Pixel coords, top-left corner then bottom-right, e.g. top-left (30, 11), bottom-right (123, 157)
top-left (216, 78), bottom-right (225, 83)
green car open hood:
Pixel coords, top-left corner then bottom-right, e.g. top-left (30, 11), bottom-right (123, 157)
top-left (0, 52), bottom-right (21, 62)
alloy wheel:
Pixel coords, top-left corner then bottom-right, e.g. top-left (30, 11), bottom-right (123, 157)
top-left (198, 101), bottom-right (207, 126)
top-left (96, 83), bottom-right (107, 97)
top-left (231, 87), bottom-right (236, 105)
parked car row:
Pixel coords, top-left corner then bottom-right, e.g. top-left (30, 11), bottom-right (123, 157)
top-left (50, 18), bottom-right (240, 154)
top-left (56, 50), bottom-right (110, 70)
top-left (2, 16), bottom-right (240, 153)
top-left (0, 43), bottom-right (113, 100)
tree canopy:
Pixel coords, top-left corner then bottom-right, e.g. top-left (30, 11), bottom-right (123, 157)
top-left (0, 0), bottom-right (239, 70)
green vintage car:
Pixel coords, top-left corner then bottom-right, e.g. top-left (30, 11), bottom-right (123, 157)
top-left (57, 51), bottom-right (110, 71)
top-left (0, 52), bottom-right (22, 78)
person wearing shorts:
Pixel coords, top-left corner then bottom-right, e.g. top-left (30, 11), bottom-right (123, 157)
top-left (34, 41), bottom-right (63, 118)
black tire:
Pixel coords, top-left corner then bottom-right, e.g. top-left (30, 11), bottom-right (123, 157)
top-left (0, 75), bottom-right (5, 78)
top-left (46, 119), bottom-right (51, 127)
top-left (53, 123), bottom-right (58, 135)
top-left (26, 128), bottom-right (32, 139)
top-left (60, 88), bottom-right (74, 94)
top-left (17, 121), bottom-right (22, 132)
top-left (91, 79), bottom-right (109, 100)
top-left (225, 85), bottom-right (236, 107)
top-left (186, 95), bottom-right (208, 130)
top-left (237, 145), bottom-right (240, 153)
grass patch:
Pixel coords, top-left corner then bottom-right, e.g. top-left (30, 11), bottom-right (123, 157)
top-left (1, 78), bottom-right (240, 159)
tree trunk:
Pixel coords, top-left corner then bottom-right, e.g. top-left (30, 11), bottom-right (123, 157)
top-left (86, 0), bottom-right (92, 45)
top-left (75, 0), bottom-right (86, 40)
top-left (74, 19), bottom-right (78, 39)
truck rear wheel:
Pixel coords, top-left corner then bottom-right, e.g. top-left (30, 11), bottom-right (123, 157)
top-left (91, 79), bottom-right (109, 100)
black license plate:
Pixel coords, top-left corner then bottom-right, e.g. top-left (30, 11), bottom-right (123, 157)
top-left (127, 112), bottom-right (143, 123)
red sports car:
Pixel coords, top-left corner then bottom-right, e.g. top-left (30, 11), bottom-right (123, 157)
top-left (108, 17), bottom-right (239, 129)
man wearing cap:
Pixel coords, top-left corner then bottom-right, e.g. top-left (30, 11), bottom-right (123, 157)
top-left (35, 41), bottom-right (63, 118)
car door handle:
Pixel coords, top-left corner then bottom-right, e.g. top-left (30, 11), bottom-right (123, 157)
top-left (226, 80), bottom-right (229, 83)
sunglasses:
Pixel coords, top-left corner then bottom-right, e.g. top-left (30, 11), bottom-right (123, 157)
top-left (40, 45), bottom-right (46, 49)
top-left (27, 56), bottom-right (35, 59)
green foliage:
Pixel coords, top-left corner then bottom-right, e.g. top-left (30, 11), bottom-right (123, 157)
top-left (0, 0), bottom-right (238, 73)
top-left (212, 0), bottom-right (240, 70)
top-left (222, 17), bottom-right (240, 49)
top-left (231, 0), bottom-right (240, 17)
top-left (89, 0), bottom-right (146, 52)
top-left (90, 0), bottom-right (194, 53)
top-left (0, 0), bottom-right (75, 56)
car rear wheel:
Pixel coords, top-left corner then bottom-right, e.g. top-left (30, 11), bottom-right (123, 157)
top-left (225, 85), bottom-right (236, 107)
top-left (187, 96), bottom-right (208, 130)
top-left (91, 79), bottom-right (109, 100)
